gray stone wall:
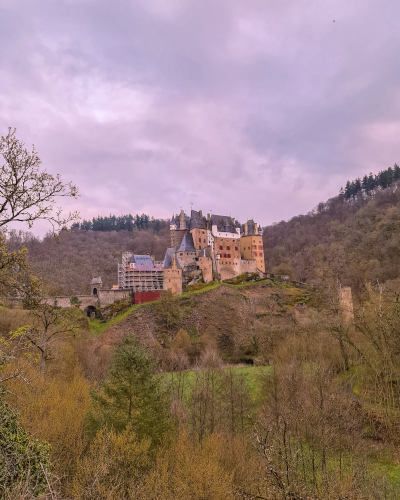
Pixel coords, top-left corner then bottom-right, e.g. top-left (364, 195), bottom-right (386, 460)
top-left (43, 295), bottom-right (98, 310)
top-left (98, 289), bottom-right (131, 307)
top-left (176, 250), bottom-right (197, 270)
top-left (197, 256), bottom-right (213, 283)
top-left (43, 289), bottom-right (132, 311)
top-left (239, 259), bottom-right (257, 275)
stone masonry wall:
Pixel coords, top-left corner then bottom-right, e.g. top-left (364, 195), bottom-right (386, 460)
top-left (43, 295), bottom-right (98, 310)
top-left (43, 289), bottom-right (132, 311)
top-left (197, 256), bottom-right (213, 283)
top-left (217, 259), bottom-right (241, 281)
top-left (164, 268), bottom-right (182, 296)
top-left (190, 228), bottom-right (208, 252)
top-left (239, 259), bottom-right (258, 275)
top-left (171, 230), bottom-right (186, 249)
top-left (98, 289), bottom-right (131, 307)
top-left (176, 250), bottom-right (197, 270)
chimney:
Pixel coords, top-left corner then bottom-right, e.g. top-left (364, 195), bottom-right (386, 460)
top-left (254, 223), bottom-right (258, 235)
top-left (244, 222), bottom-right (248, 236)
top-left (199, 210), bottom-right (202, 217)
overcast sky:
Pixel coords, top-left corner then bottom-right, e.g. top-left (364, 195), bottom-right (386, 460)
top-left (1, 0), bottom-right (400, 233)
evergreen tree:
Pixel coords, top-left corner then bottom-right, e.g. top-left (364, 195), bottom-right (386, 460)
top-left (367, 173), bottom-right (376, 193)
top-left (394, 164), bottom-right (400, 181)
top-left (361, 175), bottom-right (369, 192)
top-left (87, 335), bottom-right (170, 447)
top-left (344, 181), bottom-right (352, 199)
top-left (353, 178), bottom-right (361, 196)
top-left (387, 166), bottom-right (394, 186)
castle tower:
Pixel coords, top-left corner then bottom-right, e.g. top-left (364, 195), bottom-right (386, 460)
top-left (90, 277), bottom-right (103, 296)
top-left (163, 248), bottom-right (182, 296)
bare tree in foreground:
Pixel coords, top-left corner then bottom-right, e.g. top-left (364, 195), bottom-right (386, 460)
top-left (0, 127), bottom-right (80, 384)
top-left (0, 127), bottom-right (79, 232)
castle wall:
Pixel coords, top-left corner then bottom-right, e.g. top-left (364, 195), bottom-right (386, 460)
top-left (43, 289), bottom-right (132, 310)
top-left (240, 235), bottom-right (265, 273)
top-left (239, 259), bottom-right (258, 275)
top-left (217, 258), bottom-right (241, 281)
top-left (164, 267), bottom-right (182, 296)
top-left (214, 236), bottom-right (241, 265)
top-left (197, 256), bottom-right (213, 283)
top-left (176, 250), bottom-right (197, 270)
top-left (190, 228), bottom-right (208, 251)
top-left (42, 295), bottom-right (98, 310)
top-left (171, 230), bottom-right (186, 249)
top-left (98, 289), bottom-right (131, 308)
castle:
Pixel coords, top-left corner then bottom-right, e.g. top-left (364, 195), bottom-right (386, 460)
top-left (162, 209), bottom-right (265, 295)
top-left (43, 210), bottom-right (266, 314)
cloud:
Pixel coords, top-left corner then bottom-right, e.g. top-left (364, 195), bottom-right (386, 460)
top-left (1, 0), bottom-right (400, 234)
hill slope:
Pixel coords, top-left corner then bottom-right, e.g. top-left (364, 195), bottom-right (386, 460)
top-left (263, 181), bottom-right (400, 293)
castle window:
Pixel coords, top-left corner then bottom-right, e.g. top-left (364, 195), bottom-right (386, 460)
top-left (227, 246), bottom-right (230, 250)
top-left (223, 253), bottom-right (226, 258)
top-left (254, 252), bottom-right (257, 257)
top-left (259, 252), bottom-right (263, 257)
top-left (202, 231), bottom-right (204, 234)
top-left (199, 238), bottom-right (201, 243)
top-left (235, 246), bottom-right (238, 251)
top-left (228, 254), bottom-right (231, 258)
top-left (259, 245), bottom-right (263, 250)
top-left (248, 247), bottom-right (250, 250)
top-left (203, 239), bottom-right (206, 243)
top-left (219, 245), bottom-right (223, 250)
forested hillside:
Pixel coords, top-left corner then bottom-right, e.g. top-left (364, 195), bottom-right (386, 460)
top-left (7, 228), bottom-right (170, 295)
top-left (72, 213), bottom-right (168, 232)
top-left (263, 179), bottom-right (400, 293)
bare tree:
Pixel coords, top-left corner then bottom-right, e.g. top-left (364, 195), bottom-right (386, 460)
top-left (25, 301), bottom-right (80, 373)
top-left (0, 128), bottom-right (79, 232)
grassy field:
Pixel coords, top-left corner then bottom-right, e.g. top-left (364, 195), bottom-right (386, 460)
top-left (160, 364), bottom-right (273, 403)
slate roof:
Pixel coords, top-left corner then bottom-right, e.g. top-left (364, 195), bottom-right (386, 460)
top-left (199, 247), bottom-right (210, 258)
top-left (163, 247), bottom-right (181, 269)
top-left (177, 232), bottom-right (196, 252)
top-left (130, 254), bottom-right (154, 267)
top-left (210, 214), bottom-right (238, 234)
top-left (190, 209), bottom-right (207, 229)
top-left (90, 277), bottom-right (102, 285)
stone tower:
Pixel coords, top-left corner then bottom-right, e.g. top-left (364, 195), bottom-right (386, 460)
top-left (90, 277), bottom-right (103, 296)
top-left (163, 249), bottom-right (182, 296)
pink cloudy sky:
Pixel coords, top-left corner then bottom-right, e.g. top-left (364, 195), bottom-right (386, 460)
top-left (1, 0), bottom-right (400, 233)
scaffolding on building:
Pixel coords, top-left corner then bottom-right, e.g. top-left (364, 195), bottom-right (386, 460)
top-left (118, 252), bottom-right (164, 292)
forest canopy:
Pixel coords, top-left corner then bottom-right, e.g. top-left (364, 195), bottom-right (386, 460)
top-left (72, 214), bottom-right (168, 233)
top-left (342, 163), bottom-right (400, 199)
